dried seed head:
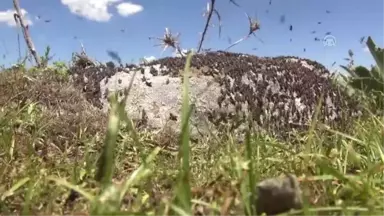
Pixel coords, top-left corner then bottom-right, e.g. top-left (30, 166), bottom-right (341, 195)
top-left (149, 28), bottom-right (181, 54)
top-left (246, 13), bottom-right (261, 35)
top-left (224, 12), bottom-right (264, 51)
top-left (162, 28), bottom-right (180, 48)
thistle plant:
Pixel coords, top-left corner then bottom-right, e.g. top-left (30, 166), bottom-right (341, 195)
top-left (225, 12), bottom-right (264, 51)
top-left (149, 28), bottom-right (184, 57)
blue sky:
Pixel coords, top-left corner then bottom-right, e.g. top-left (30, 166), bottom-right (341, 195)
top-left (0, 0), bottom-right (383, 70)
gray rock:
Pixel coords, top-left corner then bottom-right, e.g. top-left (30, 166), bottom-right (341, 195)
top-left (99, 68), bottom-right (222, 138)
top-left (255, 174), bottom-right (303, 215)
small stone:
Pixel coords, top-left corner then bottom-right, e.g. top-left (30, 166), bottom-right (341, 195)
top-left (255, 174), bottom-right (303, 215)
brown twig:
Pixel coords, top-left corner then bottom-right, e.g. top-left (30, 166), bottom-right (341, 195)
top-left (12, 14), bottom-right (22, 62)
top-left (197, 0), bottom-right (221, 53)
top-left (212, 9), bottom-right (222, 38)
top-left (12, 0), bottom-right (41, 67)
top-left (16, 29), bottom-right (21, 61)
top-left (229, 0), bottom-right (241, 7)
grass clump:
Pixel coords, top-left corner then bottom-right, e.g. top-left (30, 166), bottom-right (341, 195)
top-left (0, 56), bottom-right (383, 216)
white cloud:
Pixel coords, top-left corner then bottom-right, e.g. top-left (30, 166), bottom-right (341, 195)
top-left (143, 56), bottom-right (156, 62)
top-left (363, 46), bottom-right (370, 53)
top-left (116, 2), bottom-right (143, 17)
top-left (0, 9), bottom-right (33, 27)
top-left (61, 0), bottom-right (121, 22)
top-left (173, 48), bottom-right (195, 57)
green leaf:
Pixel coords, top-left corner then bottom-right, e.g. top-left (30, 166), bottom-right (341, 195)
top-left (340, 65), bottom-right (356, 77)
top-left (354, 66), bottom-right (371, 78)
top-left (366, 36), bottom-right (384, 74)
top-left (173, 52), bottom-right (194, 216)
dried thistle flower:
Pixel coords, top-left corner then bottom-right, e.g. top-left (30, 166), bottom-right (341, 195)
top-left (225, 12), bottom-right (264, 51)
top-left (149, 28), bottom-right (183, 56)
top-left (247, 13), bottom-right (261, 35)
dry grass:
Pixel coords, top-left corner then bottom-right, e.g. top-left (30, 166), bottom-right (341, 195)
top-left (0, 61), bottom-right (383, 215)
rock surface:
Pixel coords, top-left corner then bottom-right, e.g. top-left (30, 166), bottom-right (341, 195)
top-left (69, 51), bottom-right (362, 139)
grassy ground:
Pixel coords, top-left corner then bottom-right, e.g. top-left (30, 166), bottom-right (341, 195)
top-left (0, 55), bottom-right (384, 215)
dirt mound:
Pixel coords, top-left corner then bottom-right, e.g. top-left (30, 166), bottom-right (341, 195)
top-left (0, 67), bottom-right (107, 153)
top-left (69, 51), bottom-right (362, 138)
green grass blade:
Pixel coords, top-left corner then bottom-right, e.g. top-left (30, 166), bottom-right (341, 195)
top-left (305, 92), bottom-right (324, 163)
top-left (170, 203), bottom-right (192, 216)
top-left (118, 147), bottom-right (161, 203)
top-left (366, 36), bottom-right (384, 73)
top-left (1, 177), bottom-right (30, 201)
top-left (47, 177), bottom-right (95, 201)
top-left (21, 178), bottom-right (35, 215)
top-left (99, 211), bottom-right (144, 216)
top-left (173, 52), bottom-right (194, 215)
top-left (95, 92), bottom-right (121, 187)
top-left (245, 129), bottom-right (256, 215)
top-left (316, 160), bottom-right (360, 191)
top-left (319, 124), bottom-right (366, 146)
top-left (114, 70), bottom-right (149, 162)
top-left (277, 206), bottom-right (374, 215)
top-left (96, 70), bottom-right (138, 187)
